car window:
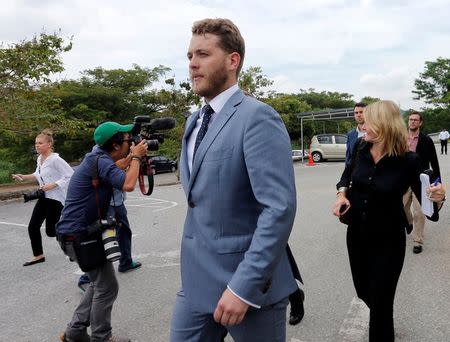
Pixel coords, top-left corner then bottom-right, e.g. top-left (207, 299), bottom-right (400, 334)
top-left (317, 135), bottom-right (332, 144)
top-left (153, 156), bottom-right (161, 161)
top-left (335, 135), bottom-right (347, 144)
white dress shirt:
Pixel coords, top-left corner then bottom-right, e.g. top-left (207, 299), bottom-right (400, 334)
top-left (187, 84), bottom-right (239, 173)
top-left (33, 153), bottom-right (74, 205)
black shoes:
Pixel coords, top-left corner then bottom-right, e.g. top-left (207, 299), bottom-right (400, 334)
top-left (23, 257), bottom-right (45, 266)
top-left (288, 288), bottom-right (305, 326)
top-left (118, 261), bottom-right (142, 273)
top-left (413, 245), bottom-right (423, 254)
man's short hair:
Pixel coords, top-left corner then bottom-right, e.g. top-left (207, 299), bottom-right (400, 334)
top-left (192, 18), bottom-right (245, 75)
top-left (354, 102), bottom-right (366, 109)
top-left (410, 111), bottom-right (423, 122)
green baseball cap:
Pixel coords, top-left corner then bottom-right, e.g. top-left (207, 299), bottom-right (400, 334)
top-left (94, 122), bottom-right (134, 146)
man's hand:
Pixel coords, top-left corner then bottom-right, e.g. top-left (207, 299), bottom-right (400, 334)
top-left (213, 288), bottom-right (249, 326)
top-left (131, 140), bottom-right (148, 158)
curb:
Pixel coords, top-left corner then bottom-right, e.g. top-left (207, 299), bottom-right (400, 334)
top-left (0, 180), bottom-right (181, 203)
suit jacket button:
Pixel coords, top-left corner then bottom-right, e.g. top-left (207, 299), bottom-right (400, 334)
top-left (188, 201), bottom-right (196, 208)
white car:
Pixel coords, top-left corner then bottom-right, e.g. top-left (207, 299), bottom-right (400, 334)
top-left (292, 150), bottom-right (308, 161)
top-left (309, 134), bottom-right (347, 162)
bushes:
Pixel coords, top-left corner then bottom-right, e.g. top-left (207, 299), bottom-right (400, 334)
top-left (0, 160), bottom-right (16, 184)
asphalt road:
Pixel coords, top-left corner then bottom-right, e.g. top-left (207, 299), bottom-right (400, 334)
top-left (0, 154), bottom-right (449, 342)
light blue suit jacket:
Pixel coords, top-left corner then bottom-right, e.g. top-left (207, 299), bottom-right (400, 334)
top-left (179, 89), bottom-right (298, 312)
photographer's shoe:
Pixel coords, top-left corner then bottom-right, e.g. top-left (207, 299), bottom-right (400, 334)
top-left (23, 257), bottom-right (45, 266)
top-left (118, 261), bottom-right (142, 273)
top-left (60, 330), bottom-right (90, 342)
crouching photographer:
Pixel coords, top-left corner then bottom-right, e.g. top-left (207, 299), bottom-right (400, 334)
top-left (56, 122), bottom-right (147, 342)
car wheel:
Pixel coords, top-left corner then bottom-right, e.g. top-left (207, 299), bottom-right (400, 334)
top-left (311, 151), bottom-right (322, 162)
top-left (171, 165), bottom-right (176, 172)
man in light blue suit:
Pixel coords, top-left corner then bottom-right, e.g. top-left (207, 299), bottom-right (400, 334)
top-left (170, 18), bottom-right (298, 342)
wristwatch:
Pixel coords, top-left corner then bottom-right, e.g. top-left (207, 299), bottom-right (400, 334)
top-left (337, 187), bottom-right (348, 196)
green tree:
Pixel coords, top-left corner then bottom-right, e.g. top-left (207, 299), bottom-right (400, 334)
top-left (265, 94), bottom-right (311, 141)
top-left (295, 89), bottom-right (354, 110)
top-left (238, 66), bottom-right (273, 99)
top-left (0, 32), bottom-right (81, 176)
top-left (413, 57), bottom-right (450, 108)
top-left (360, 96), bottom-right (380, 105)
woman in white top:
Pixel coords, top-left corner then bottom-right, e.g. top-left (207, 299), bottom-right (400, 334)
top-left (12, 129), bottom-right (73, 266)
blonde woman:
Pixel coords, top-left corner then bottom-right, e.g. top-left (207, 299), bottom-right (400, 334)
top-left (12, 130), bottom-right (73, 266)
top-left (332, 101), bottom-right (445, 341)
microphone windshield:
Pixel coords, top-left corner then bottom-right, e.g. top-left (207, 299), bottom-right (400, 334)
top-left (149, 118), bottom-right (176, 130)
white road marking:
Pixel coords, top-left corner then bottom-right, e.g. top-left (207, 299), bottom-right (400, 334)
top-left (0, 221), bottom-right (27, 227)
top-left (0, 197), bottom-right (177, 230)
top-left (125, 196), bottom-right (178, 211)
top-left (339, 297), bottom-right (369, 341)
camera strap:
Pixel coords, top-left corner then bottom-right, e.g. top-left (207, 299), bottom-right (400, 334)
top-left (91, 154), bottom-right (118, 221)
top-left (139, 157), bottom-right (154, 196)
top-left (91, 155), bottom-right (105, 220)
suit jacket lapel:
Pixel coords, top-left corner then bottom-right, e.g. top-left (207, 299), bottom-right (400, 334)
top-left (188, 90), bottom-right (245, 192)
top-left (181, 110), bottom-right (200, 192)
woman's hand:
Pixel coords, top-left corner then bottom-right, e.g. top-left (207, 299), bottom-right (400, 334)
top-left (12, 174), bottom-right (24, 181)
top-left (41, 183), bottom-right (58, 192)
top-left (427, 183), bottom-right (446, 203)
top-left (333, 193), bottom-right (351, 218)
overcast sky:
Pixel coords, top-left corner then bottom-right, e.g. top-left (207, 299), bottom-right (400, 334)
top-left (2, 0), bottom-right (450, 109)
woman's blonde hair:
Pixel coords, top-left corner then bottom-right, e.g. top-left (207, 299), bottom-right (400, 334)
top-left (37, 129), bottom-right (54, 147)
top-left (364, 100), bottom-right (408, 156)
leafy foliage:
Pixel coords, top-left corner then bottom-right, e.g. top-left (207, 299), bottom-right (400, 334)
top-left (413, 57), bottom-right (450, 108)
top-left (238, 66), bottom-right (273, 99)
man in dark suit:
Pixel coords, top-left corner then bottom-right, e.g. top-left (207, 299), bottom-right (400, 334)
top-left (170, 18), bottom-right (298, 342)
top-left (345, 102), bottom-right (366, 166)
top-left (403, 112), bottom-right (441, 254)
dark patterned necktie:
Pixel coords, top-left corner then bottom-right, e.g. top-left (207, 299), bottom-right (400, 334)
top-left (193, 104), bottom-right (214, 159)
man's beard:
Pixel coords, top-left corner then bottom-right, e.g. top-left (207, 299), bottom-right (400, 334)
top-left (194, 66), bottom-right (229, 99)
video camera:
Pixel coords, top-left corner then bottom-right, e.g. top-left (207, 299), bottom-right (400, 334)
top-left (130, 116), bottom-right (176, 196)
top-left (131, 116), bottom-right (176, 151)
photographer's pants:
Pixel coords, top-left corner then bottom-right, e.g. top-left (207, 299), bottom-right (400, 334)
top-left (65, 261), bottom-right (119, 342)
top-left (28, 198), bottom-right (63, 256)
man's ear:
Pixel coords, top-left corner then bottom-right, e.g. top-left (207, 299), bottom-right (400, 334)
top-left (228, 52), bottom-right (240, 73)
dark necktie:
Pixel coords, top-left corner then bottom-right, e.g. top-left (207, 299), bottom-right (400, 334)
top-left (193, 104), bottom-right (214, 159)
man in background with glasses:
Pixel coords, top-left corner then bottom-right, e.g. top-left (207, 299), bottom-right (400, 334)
top-left (403, 112), bottom-right (441, 254)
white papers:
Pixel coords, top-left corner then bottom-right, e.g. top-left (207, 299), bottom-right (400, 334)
top-left (420, 173), bottom-right (433, 216)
